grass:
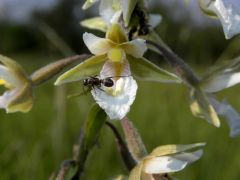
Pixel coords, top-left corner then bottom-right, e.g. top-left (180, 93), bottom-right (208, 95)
top-left (0, 53), bottom-right (240, 180)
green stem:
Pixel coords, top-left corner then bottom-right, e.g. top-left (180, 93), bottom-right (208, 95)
top-left (106, 122), bottom-right (136, 171)
top-left (146, 40), bottom-right (200, 87)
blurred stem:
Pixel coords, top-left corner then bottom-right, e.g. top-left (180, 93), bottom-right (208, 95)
top-left (30, 54), bottom-right (91, 86)
top-left (106, 122), bottom-right (136, 171)
top-left (146, 40), bottom-right (200, 87)
top-left (37, 21), bottom-right (75, 56)
top-left (120, 117), bottom-right (147, 162)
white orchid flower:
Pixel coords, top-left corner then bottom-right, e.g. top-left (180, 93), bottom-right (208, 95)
top-left (129, 143), bottom-right (205, 180)
top-left (82, 0), bottom-right (138, 25)
top-left (0, 55), bottom-right (33, 113)
top-left (203, 0), bottom-right (240, 39)
top-left (55, 23), bottom-right (179, 120)
top-left (81, 0), bottom-right (162, 32)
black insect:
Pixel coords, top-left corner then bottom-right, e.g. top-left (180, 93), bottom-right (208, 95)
top-left (83, 76), bottom-right (114, 89)
top-left (128, 5), bottom-right (151, 40)
top-left (68, 76), bottom-right (130, 99)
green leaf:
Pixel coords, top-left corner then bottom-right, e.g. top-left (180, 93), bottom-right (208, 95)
top-left (80, 17), bottom-right (107, 32)
top-left (55, 55), bottom-right (106, 85)
top-left (127, 55), bottom-right (181, 83)
top-left (201, 57), bottom-right (240, 93)
top-left (150, 143), bottom-right (206, 157)
top-left (84, 103), bottom-right (107, 149)
top-left (189, 88), bottom-right (220, 127)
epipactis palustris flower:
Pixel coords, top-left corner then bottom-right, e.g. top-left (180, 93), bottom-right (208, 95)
top-left (129, 143), bottom-right (205, 180)
top-left (200, 0), bottom-right (240, 39)
top-left (55, 23), bottom-right (179, 120)
top-left (0, 55), bottom-right (33, 113)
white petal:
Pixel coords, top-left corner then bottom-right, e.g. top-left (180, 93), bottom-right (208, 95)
top-left (100, 60), bottom-right (131, 78)
top-left (209, 0), bottom-right (240, 39)
top-left (99, 0), bottom-right (121, 24)
top-left (203, 72), bottom-right (240, 93)
top-left (83, 32), bottom-right (113, 55)
top-left (201, 57), bottom-right (240, 93)
top-left (149, 14), bottom-right (162, 29)
top-left (121, 39), bottom-right (147, 58)
top-left (91, 74), bottom-right (137, 120)
top-left (0, 65), bottom-right (19, 87)
top-left (209, 97), bottom-right (240, 137)
top-left (143, 156), bottom-right (188, 174)
top-left (173, 150), bottom-right (203, 164)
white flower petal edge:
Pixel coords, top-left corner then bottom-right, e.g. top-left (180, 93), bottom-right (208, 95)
top-left (0, 65), bottom-right (20, 86)
top-left (209, 0), bottom-right (240, 39)
top-left (121, 39), bottom-right (148, 58)
top-left (83, 32), bottom-right (113, 55)
top-left (143, 156), bottom-right (188, 174)
top-left (149, 14), bottom-right (162, 29)
top-left (91, 76), bottom-right (138, 120)
top-left (99, 0), bottom-right (121, 24)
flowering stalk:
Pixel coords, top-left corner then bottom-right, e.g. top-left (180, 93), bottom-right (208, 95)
top-left (120, 117), bottom-right (148, 162)
top-left (106, 122), bottom-right (136, 171)
top-left (30, 54), bottom-right (91, 86)
top-left (146, 40), bottom-right (200, 87)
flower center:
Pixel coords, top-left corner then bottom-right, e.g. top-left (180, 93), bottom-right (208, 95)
top-left (108, 48), bottom-right (126, 62)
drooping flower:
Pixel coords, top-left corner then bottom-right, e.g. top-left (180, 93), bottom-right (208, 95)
top-left (55, 23), bottom-right (179, 120)
top-left (0, 55), bottom-right (33, 113)
top-left (199, 0), bottom-right (240, 39)
top-left (129, 143), bottom-right (205, 180)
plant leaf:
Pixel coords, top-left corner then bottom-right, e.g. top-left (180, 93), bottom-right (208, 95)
top-left (127, 55), bottom-right (181, 83)
top-left (84, 103), bottom-right (107, 149)
top-left (189, 88), bottom-right (220, 127)
top-left (201, 57), bottom-right (240, 93)
top-left (55, 55), bottom-right (106, 85)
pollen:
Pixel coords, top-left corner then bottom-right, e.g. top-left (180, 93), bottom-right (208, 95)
top-left (108, 48), bottom-right (126, 62)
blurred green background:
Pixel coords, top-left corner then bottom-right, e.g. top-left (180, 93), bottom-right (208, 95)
top-left (1, 0), bottom-right (240, 179)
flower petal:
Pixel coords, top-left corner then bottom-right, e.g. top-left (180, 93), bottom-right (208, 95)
top-left (82, 0), bottom-right (99, 10)
top-left (201, 57), bottom-right (240, 93)
top-left (55, 55), bottom-right (107, 85)
top-left (149, 14), bottom-right (162, 29)
top-left (150, 143), bottom-right (206, 157)
top-left (83, 32), bottom-right (114, 55)
top-left (143, 156), bottom-right (188, 174)
top-left (0, 65), bottom-right (19, 88)
top-left (189, 88), bottom-right (220, 127)
top-left (80, 17), bottom-right (107, 32)
top-left (209, 96), bottom-right (240, 137)
top-left (92, 76), bottom-right (137, 120)
top-left (99, 0), bottom-right (121, 24)
top-left (129, 162), bottom-right (144, 180)
top-left (106, 24), bottom-right (128, 44)
top-left (0, 83), bottom-right (33, 113)
top-left (208, 0), bottom-right (240, 39)
top-left (0, 54), bottom-right (28, 84)
top-left (127, 55), bottom-right (181, 83)
top-left (120, 39), bottom-right (147, 58)
top-left (173, 150), bottom-right (203, 164)
top-left (121, 0), bottom-right (138, 26)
